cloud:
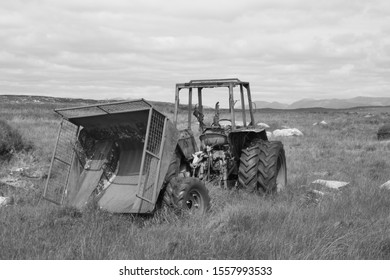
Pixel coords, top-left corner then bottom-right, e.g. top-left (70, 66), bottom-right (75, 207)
top-left (0, 0), bottom-right (389, 104)
top-left (330, 64), bottom-right (355, 76)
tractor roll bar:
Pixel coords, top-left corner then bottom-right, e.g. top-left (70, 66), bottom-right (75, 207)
top-left (174, 78), bottom-right (255, 130)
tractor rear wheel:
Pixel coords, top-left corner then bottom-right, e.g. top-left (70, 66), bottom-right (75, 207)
top-left (163, 177), bottom-right (210, 214)
top-left (238, 143), bottom-right (260, 192)
top-left (257, 141), bottom-right (287, 193)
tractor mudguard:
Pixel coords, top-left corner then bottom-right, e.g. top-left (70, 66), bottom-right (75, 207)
top-left (228, 128), bottom-right (268, 160)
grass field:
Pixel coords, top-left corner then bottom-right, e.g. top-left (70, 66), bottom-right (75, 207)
top-left (1, 97), bottom-right (390, 259)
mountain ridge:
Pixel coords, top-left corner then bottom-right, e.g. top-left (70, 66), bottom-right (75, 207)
top-left (254, 96), bottom-right (390, 109)
top-left (1, 94), bottom-right (390, 110)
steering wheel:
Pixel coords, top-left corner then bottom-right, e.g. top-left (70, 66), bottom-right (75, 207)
top-left (218, 118), bottom-right (232, 127)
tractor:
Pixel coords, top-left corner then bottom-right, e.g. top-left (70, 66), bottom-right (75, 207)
top-left (172, 78), bottom-right (287, 193)
top-left (43, 78), bottom-right (287, 215)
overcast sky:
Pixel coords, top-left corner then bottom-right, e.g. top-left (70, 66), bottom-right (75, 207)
top-left (1, 0), bottom-right (389, 106)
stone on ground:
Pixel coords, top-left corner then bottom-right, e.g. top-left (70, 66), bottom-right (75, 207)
top-left (312, 179), bottom-right (349, 189)
top-left (379, 180), bottom-right (390, 190)
top-left (256, 122), bottom-right (270, 128)
top-left (0, 196), bottom-right (14, 207)
top-left (273, 128), bottom-right (303, 137)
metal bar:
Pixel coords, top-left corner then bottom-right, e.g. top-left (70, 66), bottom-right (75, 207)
top-left (145, 150), bottom-right (160, 159)
top-left (151, 117), bottom-right (167, 204)
top-left (52, 156), bottom-right (72, 166)
top-left (43, 196), bottom-right (62, 206)
top-left (229, 85), bottom-right (236, 129)
top-left (246, 84), bottom-right (255, 125)
top-left (43, 120), bottom-right (63, 201)
top-left (60, 124), bottom-right (79, 204)
top-left (198, 87), bottom-right (203, 132)
top-left (174, 85), bottom-right (180, 127)
top-left (198, 87), bottom-right (203, 114)
top-left (135, 194), bottom-right (154, 204)
top-left (55, 98), bottom-right (150, 113)
top-left (240, 84), bottom-right (246, 127)
top-left (136, 107), bottom-right (153, 212)
top-left (188, 87), bottom-right (192, 130)
top-left (96, 105), bottom-right (110, 114)
top-left (64, 108), bottom-right (150, 121)
top-left (190, 78), bottom-right (242, 83)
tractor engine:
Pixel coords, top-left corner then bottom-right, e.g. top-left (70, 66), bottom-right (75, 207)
top-left (191, 128), bottom-right (234, 187)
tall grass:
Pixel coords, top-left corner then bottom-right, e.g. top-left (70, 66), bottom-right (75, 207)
top-left (1, 98), bottom-right (390, 259)
top-left (0, 119), bottom-right (33, 161)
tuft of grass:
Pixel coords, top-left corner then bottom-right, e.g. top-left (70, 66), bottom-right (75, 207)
top-left (0, 119), bottom-right (33, 161)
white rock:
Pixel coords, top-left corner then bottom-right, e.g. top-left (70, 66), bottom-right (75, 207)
top-left (273, 128), bottom-right (303, 137)
top-left (256, 122), bottom-right (270, 129)
top-left (235, 120), bottom-right (244, 126)
top-left (312, 189), bottom-right (325, 196)
top-left (379, 180), bottom-right (390, 190)
top-left (266, 131), bottom-right (272, 139)
top-left (0, 196), bottom-right (13, 207)
top-left (314, 121), bottom-right (327, 126)
top-left (312, 179), bottom-right (349, 189)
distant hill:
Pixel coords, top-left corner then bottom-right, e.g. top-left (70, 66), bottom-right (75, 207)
top-left (2, 94), bottom-right (390, 111)
top-left (254, 96), bottom-right (390, 109)
top-left (253, 101), bottom-right (288, 109)
top-left (0, 94), bottom-right (104, 105)
top-left (0, 94), bottom-right (177, 114)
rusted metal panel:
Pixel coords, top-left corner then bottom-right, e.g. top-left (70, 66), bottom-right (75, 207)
top-left (97, 141), bottom-right (144, 213)
top-left (69, 140), bottom-right (114, 209)
top-left (177, 129), bottom-right (198, 160)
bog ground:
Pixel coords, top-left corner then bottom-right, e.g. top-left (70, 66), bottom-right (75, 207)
top-left (1, 98), bottom-right (390, 259)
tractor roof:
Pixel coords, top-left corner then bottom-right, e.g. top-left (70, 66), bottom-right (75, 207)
top-left (177, 78), bottom-right (249, 89)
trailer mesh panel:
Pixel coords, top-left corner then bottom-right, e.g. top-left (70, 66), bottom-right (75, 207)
top-left (44, 120), bottom-right (78, 204)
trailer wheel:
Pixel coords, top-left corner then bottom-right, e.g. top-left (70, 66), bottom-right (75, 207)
top-left (257, 141), bottom-right (287, 193)
top-left (163, 177), bottom-right (210, 214)
top-left (237, 143), bottom-right (260, 192)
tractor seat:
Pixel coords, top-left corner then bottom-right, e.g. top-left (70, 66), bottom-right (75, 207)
top-left (199, 127), bottom-right (228, 147)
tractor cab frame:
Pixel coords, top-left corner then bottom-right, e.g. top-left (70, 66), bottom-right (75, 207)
top-left (174, 78), bottom-right (256, 131)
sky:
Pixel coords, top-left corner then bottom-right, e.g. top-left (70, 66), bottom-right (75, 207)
top-left (0, 0), bottom-right (389, 106)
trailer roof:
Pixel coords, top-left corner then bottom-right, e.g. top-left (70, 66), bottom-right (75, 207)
top-left (55, 99), bottom-right (153, 120)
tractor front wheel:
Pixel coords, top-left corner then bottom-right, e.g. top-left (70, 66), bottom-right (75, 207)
top-left (163, 177), bottom-right (210, 214)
